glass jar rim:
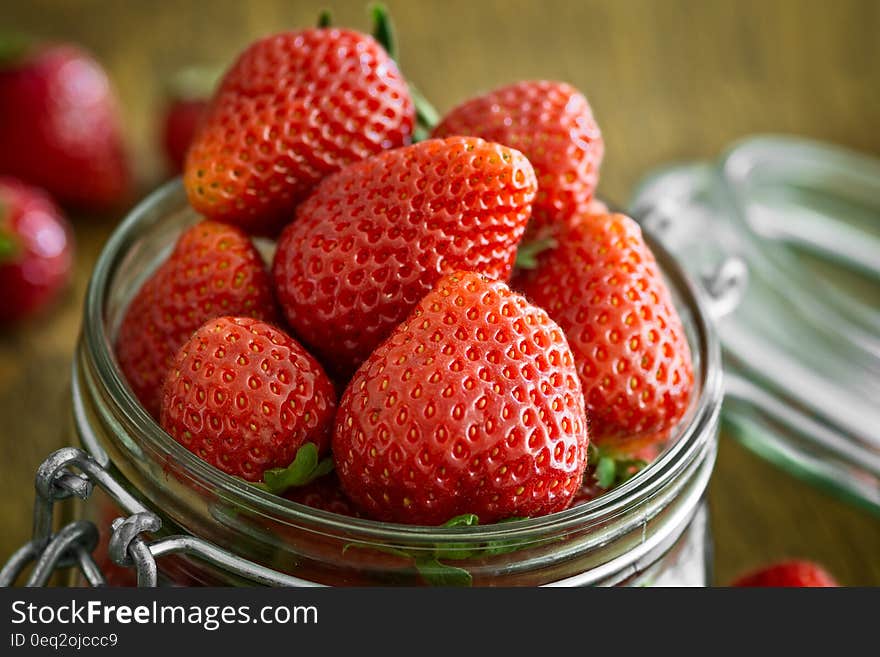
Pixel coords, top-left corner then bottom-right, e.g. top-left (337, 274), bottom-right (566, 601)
top-left (80, 179), bottom-right (723, 545)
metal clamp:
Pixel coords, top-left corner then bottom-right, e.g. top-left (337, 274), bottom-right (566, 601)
top-left (0, 447), bottom-right (322, 587)
top-left (0, 448), bottom-right (159, 587)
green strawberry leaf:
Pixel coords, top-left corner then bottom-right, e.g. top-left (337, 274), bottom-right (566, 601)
top-left (254, 443), bottom-right (334, 495)
top-left (369, 3), bottom-right (438, 141)
top-left (414, 556), bottom-right (473, 587)
top-left (411, 85), bottom-right (440, 137)
top-left (481, 517), bottom-right (530, 556)
top-left (434, 546), bottom-right (477, 561)
top-left (589, 443), bottom-right (649, 490)
top-left (442, 513), bottom-right (480, 527)
top-left (435, 514), bottom-right (533, 560)
top-left (317, 9), bottom-right (332, 28)
top-left (514, 237), bottom-right (558, 270)
top-left (596, 455), bottom-right (617, 489)
top-left (369, 3), bottom-right (397, 60)
top-left (411, 514), bottom-right (480, 560)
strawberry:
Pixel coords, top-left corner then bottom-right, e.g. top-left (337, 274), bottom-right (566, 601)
top-left (432, 81), bottom-right (603, 236)
top-left (284, 473), bottom-right (362, 518)
top-left (116, 220), bottom-right (278, 418)
top-left (184, 27), bottom-right (415, 236)
top-left (514, 213), bottom-right (694, 446)
top-left (160, 68), bottom-right (218, 174)
top-left (160, 316), bottom-right (337, 482)
top-left (0, 40), bottom-right (130, 210)
top-left (163, 97), bottom-right (207, 174)
top-left (273, 137), bottom-right (537, 379)
top-left (732, 560), bottom-right (839, 587)
top-left (0, 177), bottom-right (73, 324)
top-left (333, 271), bottom-right (589, 525)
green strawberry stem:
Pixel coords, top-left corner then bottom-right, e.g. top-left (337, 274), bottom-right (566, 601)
top-left (369, 3), bottom-right (397, 59)
top-left (253, 442), bottom-right (334, 495)
top-left (369, 3), bottom-right (439, 140)
top-left (317, 9), bottom-right (332, 28)
top-left (587, 443), bottom-right (648, 490)
top-left (0, 33), bottom-right (31, 66)
top-left (166, 66), bottom-right (222, 101)
top-left (410, 85), bottom-right (440, 139)
top-left (514, 237), bottom-right (558, 270)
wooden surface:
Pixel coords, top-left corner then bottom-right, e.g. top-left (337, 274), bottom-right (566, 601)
top-left (1, 0), bottom-right (878, 585)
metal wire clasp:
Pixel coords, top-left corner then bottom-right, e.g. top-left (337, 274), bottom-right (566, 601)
top-left (1, 446), bottom-right (324, 587)
top-left (0, 447), bottom-right (161, 587)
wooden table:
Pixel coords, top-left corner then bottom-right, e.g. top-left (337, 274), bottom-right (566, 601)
top-left (1, 0), bottom-right (878, 585)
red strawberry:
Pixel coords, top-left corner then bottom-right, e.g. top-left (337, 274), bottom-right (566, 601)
top-left (514, 213), bottom-right (694, 446)
top-left (116, 220), bottom-right (278, 418)
top-left (160, 67), bottom-right (219, 174)
top-left (333, 271), bottom-right (589, 526)
top-left (433, 81), bottom-right (603, 236)
top-left (284, 474), bottom-right (362, 518)
top-left (0, 177), bottom-right (73, 324)
top-left (160, 316), bottom-right (337, 482)
top-left (732, 560), bottom-right (838, 587)
top-left (184, 28), bottom-right (415, 236)
top-left (163, 97), bottom-right (207, 173)
top-left (273, 137), bottom-right (537, 379)
top-left (0, 42), bottom-right (130, 209)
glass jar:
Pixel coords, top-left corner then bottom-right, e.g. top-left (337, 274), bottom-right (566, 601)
top-left (629, 136), bottom-right (880, 513)
top-left (65, 180), bottom-right (725, 587)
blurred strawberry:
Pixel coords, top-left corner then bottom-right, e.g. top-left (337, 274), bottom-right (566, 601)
top-left (732, 560), bottom-right (839, 587)
top-left (0, 177), bottom-right (73, 325)
top-left (0, 38), bottom-right (131, 210)
top-left (160, 67), bottom-right (218, 174)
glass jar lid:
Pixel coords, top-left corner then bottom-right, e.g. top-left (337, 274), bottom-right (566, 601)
top-left (628, 135), bottom-right (880, 513)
